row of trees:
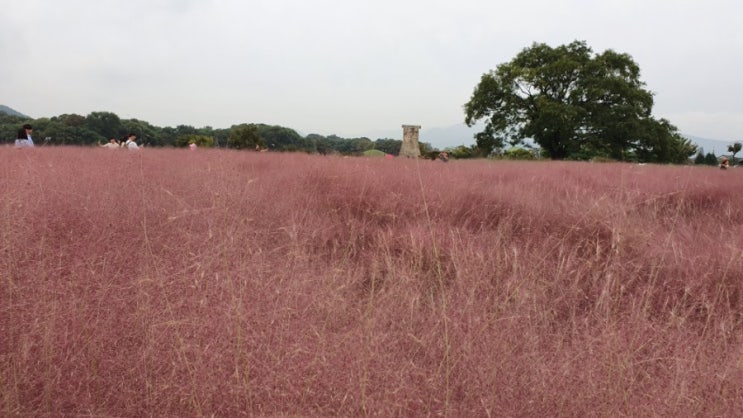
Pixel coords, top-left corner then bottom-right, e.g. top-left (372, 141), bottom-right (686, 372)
top-left (693, 142), bottom-right (743, 166)
top-left (694, 149), bottom-right (724, 166)
top-left (0, 112), bottom-right (438, 156)
top-left (0, 101), bottom-right (703, 163)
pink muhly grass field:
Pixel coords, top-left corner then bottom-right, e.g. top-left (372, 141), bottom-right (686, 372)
top-left (1, 147), bottom-right (741, 416)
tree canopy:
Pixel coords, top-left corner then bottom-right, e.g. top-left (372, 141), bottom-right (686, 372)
top-left (728, 142), bottom-right (741, 162)
top-left (228, 124), bottom-right (264, 150)
top-left (464, 40), bottom-right (696, 163)
top-left (0, 110), bottom-right (414, 156)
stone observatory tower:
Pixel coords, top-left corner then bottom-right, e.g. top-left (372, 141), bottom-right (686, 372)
top-left (399, 125), bottom-right (421, 158)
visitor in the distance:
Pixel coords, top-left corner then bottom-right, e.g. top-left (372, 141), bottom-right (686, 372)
top-left (720, 157), bottom-right (730, 170)
top-left (124, 133), bottom-right (140, 150)
top-left (14, 124), bottom-right (35, 148)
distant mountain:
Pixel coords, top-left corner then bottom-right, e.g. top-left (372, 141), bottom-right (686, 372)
top-left (684, 135), bottom-right (735, 157)
top-left (0, 105), bottom-right (30, 118)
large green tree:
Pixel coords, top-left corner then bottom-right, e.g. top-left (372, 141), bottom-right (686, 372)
top-left (85, 111), bottom-right (123, 140)
top-left (257, 124), bottom-right (312, 152)
top-left (47, 114), bottom-right (100, 145)
top-left (228, 124), bottom-right (264, 149)
top-left (633, 118), bottom-right (697, 164)
top-left (373, 138), bottom-right (402, 155)
top-left (464, 40), bottom-right (696, 162)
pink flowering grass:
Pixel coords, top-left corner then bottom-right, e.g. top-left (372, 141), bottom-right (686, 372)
top-left (1, 147), bottom-right (742, 416)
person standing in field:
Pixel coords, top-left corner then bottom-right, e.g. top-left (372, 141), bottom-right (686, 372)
top-left (720, 157), bottom-right (729, 170)
top-left (124, 133), bottom-right (140, 150)
top-left (14, 124), bottom-right (35, 148)
top-left (99, 138), bottom-right (120, 149)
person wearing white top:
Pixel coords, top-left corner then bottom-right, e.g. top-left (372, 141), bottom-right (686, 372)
top-left (14, 124), bottom-right (35, 148)
top-left (124, 133), bottom-right (140, 150)
top-left (99, 138), bottom-right (120, 149)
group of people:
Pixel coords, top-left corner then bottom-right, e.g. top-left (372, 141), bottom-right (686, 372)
top-left (98, 133), bottom-right (140, 150)
top-left (14, 124), bottom-right (140, 150)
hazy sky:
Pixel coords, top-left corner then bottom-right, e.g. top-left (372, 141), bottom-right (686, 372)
top-left (3, 0), bottom-right (741, 146)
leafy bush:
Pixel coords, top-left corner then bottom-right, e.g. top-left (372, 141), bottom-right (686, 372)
top-left (502, 147), bottom-right (535, 160)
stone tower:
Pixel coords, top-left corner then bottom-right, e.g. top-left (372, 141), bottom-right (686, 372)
top-left (399, 125), bottom-right (421, 158)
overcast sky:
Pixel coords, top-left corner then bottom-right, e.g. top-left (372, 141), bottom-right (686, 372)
top-left (2, 0), bottom-right (741, 146)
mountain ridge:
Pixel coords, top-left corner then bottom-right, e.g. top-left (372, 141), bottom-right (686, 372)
top-left (684, 134), bottom-right (735, 156)
top-left (0, 104), bottom-right (30, 118)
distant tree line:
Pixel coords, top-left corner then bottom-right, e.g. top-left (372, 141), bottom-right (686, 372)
top-left (693, 149), bottom-right (722, 166)
top-left (0, 111), bottom-right (442, 157)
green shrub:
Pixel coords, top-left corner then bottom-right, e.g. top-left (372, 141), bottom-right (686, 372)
top-left (503, 147), bottom-right (535, 160)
